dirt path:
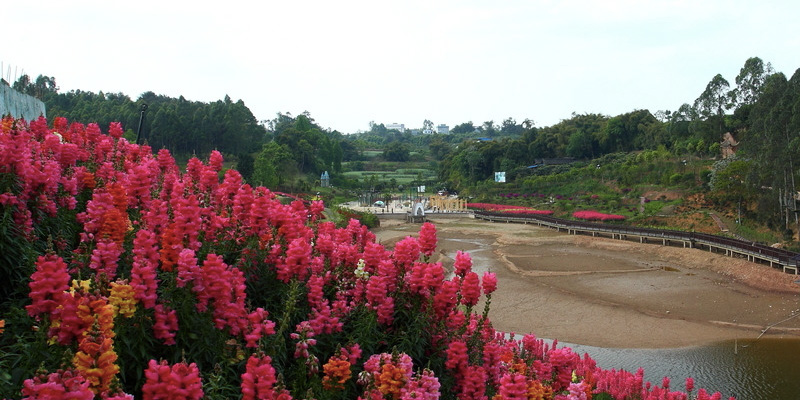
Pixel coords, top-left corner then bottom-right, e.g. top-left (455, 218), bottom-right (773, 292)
top-left (373, 217), bottom-right (800, 348)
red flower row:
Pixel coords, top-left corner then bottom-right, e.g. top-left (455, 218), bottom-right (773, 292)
top-left (573, 210), bottom-right (627, 221)
top-left (467, 203), bottom-right (554, 215)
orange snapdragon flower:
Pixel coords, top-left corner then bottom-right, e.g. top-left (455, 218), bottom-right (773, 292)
top-left (527, 379), bottom-right (551, 400)
top-left (376, 363), bottom-right (407, 399)
top-left (73, 334), bottom-right (119, 394)
top-left (322, 355), bottom-right (351, 390)
top-left (73, 297), bottom-right (119, 394)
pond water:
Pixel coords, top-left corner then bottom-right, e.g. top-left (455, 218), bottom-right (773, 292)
top-left (566, 338), bottom-right (800, 400)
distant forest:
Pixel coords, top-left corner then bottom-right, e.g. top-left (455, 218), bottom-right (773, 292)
top-left (6, 75), bottom-right (265, 157)
top-left (437, 57), bottom-right (800, 187)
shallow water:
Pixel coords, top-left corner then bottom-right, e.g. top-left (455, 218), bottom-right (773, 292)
top-left (566, 338), bottom-right (800, 400)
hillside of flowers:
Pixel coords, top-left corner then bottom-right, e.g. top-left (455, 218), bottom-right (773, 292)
top-left (0, 116), bottom-right (729, 399)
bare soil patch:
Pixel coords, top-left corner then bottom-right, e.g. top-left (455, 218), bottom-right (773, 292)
top-left (374, 217), bottom-right (800, 348)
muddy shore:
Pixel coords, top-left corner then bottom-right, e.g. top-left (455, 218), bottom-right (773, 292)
top-left (372, 217), bottom-right (800, 348)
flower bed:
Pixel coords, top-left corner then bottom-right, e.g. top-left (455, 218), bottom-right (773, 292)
top-left (0, 116), bottom-right (725, 399)
top-left (467, 203), bottom-right (554, 215)
top-left (573, 210), bottom-right (627, 222)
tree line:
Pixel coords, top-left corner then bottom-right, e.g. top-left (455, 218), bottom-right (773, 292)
top-left (438, 57), bottom-right (781, 188)
top-left (8, 75), bottom-right (266, 158)
top-left (7, 76), bottom-right (350, 193)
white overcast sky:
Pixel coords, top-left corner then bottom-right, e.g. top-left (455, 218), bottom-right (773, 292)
top-left (4, 1), bottom-right (799, 133)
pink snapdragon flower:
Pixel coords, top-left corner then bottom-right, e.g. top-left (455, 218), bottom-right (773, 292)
top-left (142, 360), bottom-right (203, 400)
top-left (453, 251), bottom-right (472, 277)
top-left (130, 229), bottom-right (160, 309)
top-left (241, 355), bottom-right (282, 400)
top-left (482, 271), bottom-right (497, 295)
top-left (497, 372), bottom-right (528, 400)
top-left (460, 272), bottom-right (481, 306)
top-left (418, 222), bottom-right (438, 257)
top-left (26, 254), bottom-right (70, 317)
top-left (153, 304), bottom-right (179, 345)
top-left (21, 368), bottom-right (94, 400)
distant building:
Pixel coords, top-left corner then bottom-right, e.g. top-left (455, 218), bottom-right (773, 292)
top-left (422, 128), bottom-right (433, 134)
top-left (386, 123), bottom-right (405, 133)
top-left (436, 124), bottom-right (449, 134)
top-left (720, 132), bottom-right (739, 159)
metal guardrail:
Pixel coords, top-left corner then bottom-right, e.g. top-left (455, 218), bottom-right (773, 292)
top-left (473, 211), bottom-right (800, 274)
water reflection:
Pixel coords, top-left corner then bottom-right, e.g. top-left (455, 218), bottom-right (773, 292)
top-left (565, 338), bottom-right (800, 400)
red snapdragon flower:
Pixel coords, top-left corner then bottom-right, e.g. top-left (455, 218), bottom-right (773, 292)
top-left (393, 236), bottom-right (420, 270)
top-left (445, 340), bottom-right (469, 372)
top-left (458, 365), bottom-right (487, 400)
top-left (453, 251), bottom-right (472, 277)
top-left (89, 239), bottom-right (123, 280)
top-left (482, 272), bottom-right (497, 296)
top-left (460, 272), bottom-right (481, 307)
top-left (497, 372), bottom-right (528, 400)
top-left (241, 355), bottom-right (281, 400)
top-left (244, 307), bottom-right (276, 348)
top-left (26, 254), bottom-right (71, 317)
top-left (21, 368), bottom-right (94, 400)
top-left (279, 237), bottom-right (312, 283)
top-left (418, 222), bottom-right (437, 257)
top-left (153, 304), bottom-right (179, 345)
top-left (108, 122), bottom-right (124, 139)
top-left (130, 229), bottom-right (160, 309)
top-left (142, 359), bottom-right (203, 400)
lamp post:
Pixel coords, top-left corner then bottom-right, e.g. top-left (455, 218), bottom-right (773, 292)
top-left (135, 103), bottom-right (148, 145)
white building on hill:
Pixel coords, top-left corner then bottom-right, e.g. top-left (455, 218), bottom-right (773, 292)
top-left (386, 123), bottom-right (405, 133)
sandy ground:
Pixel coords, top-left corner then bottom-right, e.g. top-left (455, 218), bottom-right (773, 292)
top-left (372, 216), bottom-right (800, 349)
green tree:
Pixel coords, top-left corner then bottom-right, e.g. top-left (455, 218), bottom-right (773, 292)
top-left (481, 121), bottom-right (498, 137)
top-left (693, 74), bottom-right (732, 143)
top-left (566, 130), bottom-right (595, 159)
top-left (709, 157), bottom-right (755, 222)
top-left (450, 121), bottom-right (475, 134)
top-left (237, 153), bottom-right (255, 182)
top-left (428, 137), bottom-right (452, 160)
top-left (252, 142), bottom-right (293, 187)
top-left (733, 57), bottom-right (774, 107)
top-left (383, 141), bottom-right (410, 162)
top-left (740, 71), bottom-right (792, 228)
top-left (500, 117), bottom-right (524, 136)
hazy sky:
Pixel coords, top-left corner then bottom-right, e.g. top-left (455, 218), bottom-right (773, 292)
top-left (5, 1), bottom-right (799, 133)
